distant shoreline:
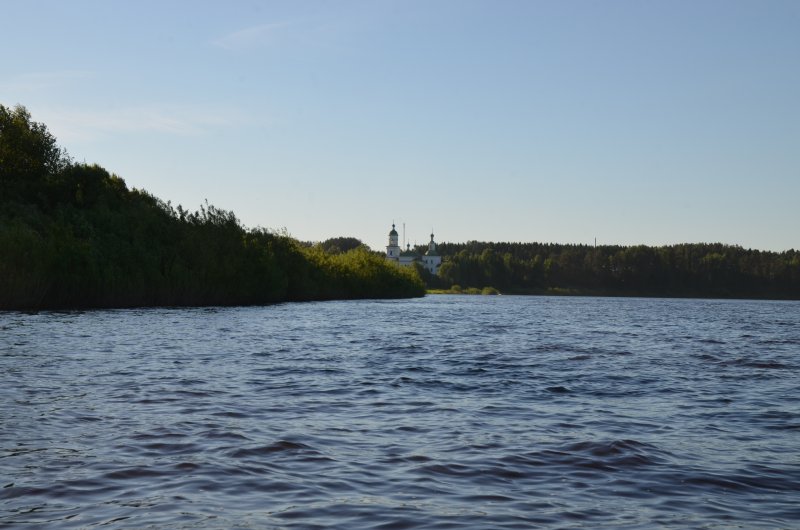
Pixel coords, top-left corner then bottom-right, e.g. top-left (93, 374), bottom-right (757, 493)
top-left (427, 287), bottom-right (800, 301)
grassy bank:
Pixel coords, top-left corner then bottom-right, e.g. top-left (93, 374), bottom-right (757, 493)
top-left (428, 286), bottom-right (501, 295)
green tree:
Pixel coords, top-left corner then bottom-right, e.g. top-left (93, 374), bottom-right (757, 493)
top-left (0, 105), bottom-right (425, 309)
top-left (320, 236), bottom-right (364, 254)
top-left (0, 104), bottom-right (69, 203)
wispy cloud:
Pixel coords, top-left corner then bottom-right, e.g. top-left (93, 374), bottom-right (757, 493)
top-left (212, 22), bottom-right (288, 51)
top-left (1, 73), bottom-right (245, 143)
top-left (38, 105), bottom-right (245, 143)
top-left (0, 70), bottom-right (93, 94)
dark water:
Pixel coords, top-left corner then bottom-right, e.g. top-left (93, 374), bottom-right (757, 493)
top-left (2, 296), bottom-right (799, 529)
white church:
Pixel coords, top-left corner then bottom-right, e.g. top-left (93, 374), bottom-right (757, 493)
top-left (385, 223), bottom-right (442, 275)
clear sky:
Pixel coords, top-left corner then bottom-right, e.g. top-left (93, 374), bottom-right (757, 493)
top-left (2, 1), bottom-right (798, 251)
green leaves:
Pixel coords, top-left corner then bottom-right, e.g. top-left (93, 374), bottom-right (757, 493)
top-left (0, 105), bottom-right (425, 309)
top-left (435, 241), bottom-right (800, 299)
top-left (0, 104), bottom-right (69, 203)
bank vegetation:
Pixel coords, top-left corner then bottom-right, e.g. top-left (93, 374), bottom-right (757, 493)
top-left (0, 104), bottom-right (424, 310)
top-left (431, 241), bottom-right (800, 299)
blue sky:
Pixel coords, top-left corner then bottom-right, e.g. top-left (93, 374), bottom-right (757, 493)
top-left (2, 1), bottom-right (798, 251)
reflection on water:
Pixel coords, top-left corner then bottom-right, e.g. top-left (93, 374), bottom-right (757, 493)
top-left (2, 296), bottom-right (799, 528)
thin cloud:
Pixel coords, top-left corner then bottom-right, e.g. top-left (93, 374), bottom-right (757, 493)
top-left (0, 71), bottom-right (93, 94)
top-left (39, 105), bottom-right (245, 143)
top-left (212, 22), bottom-right (288, 51)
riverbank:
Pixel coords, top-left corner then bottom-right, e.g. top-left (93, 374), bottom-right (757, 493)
top-left (0, 104), bottom-right (425, 310)
top-left (427, 285), bottom-right (800, 301)
top-left (432, 241), bottom-right (800, 300)
top-left (428, 286), bottom-right (501, 295)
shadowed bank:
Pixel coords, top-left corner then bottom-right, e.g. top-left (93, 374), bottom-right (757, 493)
top-left (0, 104), bottom-right (425, 310)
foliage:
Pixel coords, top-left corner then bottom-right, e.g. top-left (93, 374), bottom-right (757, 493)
top-left (0, 105), bottom-right (69, 205)
top-left (318, 236), bottom-right (364, 254)
top-left (434, 241), bottom-right (800, 299)
top-left (0, 105), bottom-right (424, 309)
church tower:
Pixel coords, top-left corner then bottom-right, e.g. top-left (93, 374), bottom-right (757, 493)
top-left (385, 223), bottom-right (401, 263)
top-left (422, 231), bottom-right (442, 275)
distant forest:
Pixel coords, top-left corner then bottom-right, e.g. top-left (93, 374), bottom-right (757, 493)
top-left (415, 241), bottom-right (800, 299)
top-left (3, 104), bottom-right (798, 307)
top-left (0, 104), bottom-right (424, 310)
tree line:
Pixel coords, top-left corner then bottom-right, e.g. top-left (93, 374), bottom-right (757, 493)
top-left (430, 240), bottom-right (800, 299)
top-left (0, 104), bottom-right (424, 310)
top-left (4, 103), bottom-right (796, 305)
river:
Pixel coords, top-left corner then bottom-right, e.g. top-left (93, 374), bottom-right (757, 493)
top-left (2, 295), bottom-right (799, 528)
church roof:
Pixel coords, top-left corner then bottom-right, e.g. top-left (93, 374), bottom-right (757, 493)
top-left (426, 232), bottom-right (439, 256)
top-left (400, 243), bottom-right (419, 258)
top-left (389, 223), bottom-right (398, 236)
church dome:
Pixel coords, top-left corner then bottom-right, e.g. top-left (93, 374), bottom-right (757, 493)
top-left (426, 232), bottom-right (439, 256)
top-left (400, 243), bottom-right (419, 258)
top-left (389, 224), bottom-right (398, 236)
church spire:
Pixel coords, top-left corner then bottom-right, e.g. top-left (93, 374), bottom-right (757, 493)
top-left (386, 222), bottom-right (400, 261)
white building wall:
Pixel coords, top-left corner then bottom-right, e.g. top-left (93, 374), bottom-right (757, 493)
top-left (423, 256), bottom-right (442, 275)
top-left (398, 255), bottom-right (416, 266)
top-left (386, 245), bottom-right (400, 262)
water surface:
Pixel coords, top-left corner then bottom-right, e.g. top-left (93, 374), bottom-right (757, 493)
top-left (2, 296), bottom-right (799, 528)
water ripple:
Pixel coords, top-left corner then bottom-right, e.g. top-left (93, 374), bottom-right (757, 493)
top-left (2, 296), bottom-right (799, 528)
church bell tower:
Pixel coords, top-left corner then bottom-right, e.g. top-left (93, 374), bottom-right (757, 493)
top-left (386, 223), bottom-right (400, 263)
